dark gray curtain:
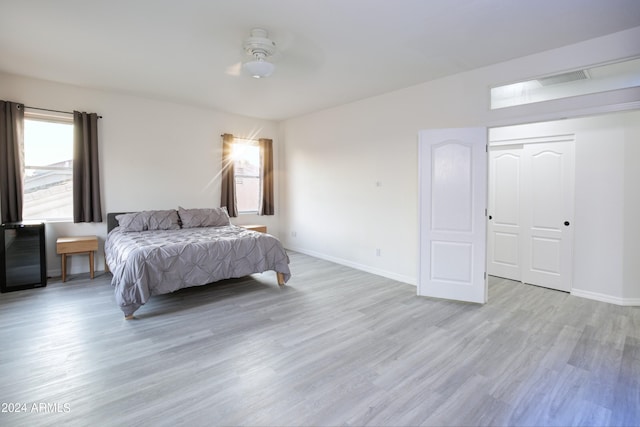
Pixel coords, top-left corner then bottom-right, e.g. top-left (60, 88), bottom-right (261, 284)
top-left (220, 133), bottom-right (238, 217)
top-left (259, 138), bottom-right (274, 215)
top-left (73, 111), bottom-right (102, 223)
top-left (0, 101), bottom-right (24, 223)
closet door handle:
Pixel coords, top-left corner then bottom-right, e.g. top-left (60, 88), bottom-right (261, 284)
top-left (564, 221), bottom-right (570, 226)
top-left (489, 215), bottom-right (493, 220)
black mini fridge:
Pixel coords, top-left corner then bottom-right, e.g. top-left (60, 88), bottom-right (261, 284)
top-left (0, 222), bottom-right (47, 292)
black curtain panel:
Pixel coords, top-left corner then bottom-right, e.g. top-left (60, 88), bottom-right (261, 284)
top-left (73, 111), bottom-right (103, 223)
top-left (259, 138), bottom-right (274, 215)
top-left (220, 133), bottom-right (238, 217)
top-left (0, 100), bottom-right (25, 223)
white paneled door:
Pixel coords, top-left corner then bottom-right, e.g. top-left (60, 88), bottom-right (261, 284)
top-left (488, 140), bottom-right (575, 292)
top-left (522, 141), bottom-right (575, 291)
top-left (418, 128), bottom-right (487, 304)
top-left (488, 147), bottom-right (523, 282)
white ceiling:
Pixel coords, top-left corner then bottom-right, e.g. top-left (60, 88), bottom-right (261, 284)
top-left (1, 0), bottom-right (639, 121)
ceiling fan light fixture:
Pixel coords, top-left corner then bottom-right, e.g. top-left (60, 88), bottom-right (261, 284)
top-left (243, 57), bottom-right (275, 79)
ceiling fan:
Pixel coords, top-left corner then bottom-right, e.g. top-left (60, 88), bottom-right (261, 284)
top-left (242, 28), bottom-right (277, 78)
top-left (225, 27), bottom-right (322, 79)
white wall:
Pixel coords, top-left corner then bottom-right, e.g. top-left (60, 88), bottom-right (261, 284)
top-left (572, 118), bottom-right (625, 302)
top-left (279, 27), bottom-right (640, 303)
top-left (280, 106), bottom-right (419, 283)
top-left (0, 73), bottom-right (280, 278)
top-left (624, 115), bottom-right (640, 301)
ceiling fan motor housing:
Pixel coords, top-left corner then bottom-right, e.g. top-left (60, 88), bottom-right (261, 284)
top-left (244, 28), bottom-right (276, 59)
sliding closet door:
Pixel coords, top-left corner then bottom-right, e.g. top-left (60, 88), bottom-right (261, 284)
top-left (487, 146), bottom-right (523, 281)
top-left (521, 141), bottom-right (574, 292)
top-left (488, 138), bottom-right (575, 293)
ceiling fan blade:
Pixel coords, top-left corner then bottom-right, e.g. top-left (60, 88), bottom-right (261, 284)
top-left (225, 62), bottom-right (242, 76)
top-left (270, 30), bottom-right (324, 72)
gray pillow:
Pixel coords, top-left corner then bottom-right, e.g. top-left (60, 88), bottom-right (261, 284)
top-left (116, 212), bottom-right (148, 232)
top-left (116, 210), bottom-right (180, 232)
top-left (178, 206), bottom-right (230, 228)
top-left (147, 210), bottom-right (181, 230)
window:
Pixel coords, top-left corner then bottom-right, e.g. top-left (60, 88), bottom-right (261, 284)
top-left (490, 57), bottom-right (640, 109)
top-left (232, 140), bottom-right (261, 213)
top-left (22, 113), bottom-right (74, 221)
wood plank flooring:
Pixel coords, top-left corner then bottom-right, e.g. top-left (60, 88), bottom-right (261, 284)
top-left (0, 251), bottom-right (638, 426)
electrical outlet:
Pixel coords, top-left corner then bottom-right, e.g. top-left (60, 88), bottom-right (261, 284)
top-left (291, 231), bottom-right (297, 238)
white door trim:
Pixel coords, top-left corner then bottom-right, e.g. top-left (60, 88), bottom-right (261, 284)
top-left (486, 100), bottom-right (640, 129)
top-left (489, 133), bottom-right (575, 147)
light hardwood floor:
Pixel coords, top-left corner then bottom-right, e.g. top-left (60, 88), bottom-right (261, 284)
top-left (0, 251), bottom-right (638, 426)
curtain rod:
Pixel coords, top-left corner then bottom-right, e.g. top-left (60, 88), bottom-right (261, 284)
top-left (220, 134), bottom-right (258, 141)
top-left (25, 105), bottom-right (103, 118)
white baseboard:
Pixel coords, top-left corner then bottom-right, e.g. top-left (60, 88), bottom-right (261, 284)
top-left (285, 246), bottom-right (417, 286)
top-left (284, 247), bottom-right (639, 305)
top-left (571, 288), bottom-right (640, 306)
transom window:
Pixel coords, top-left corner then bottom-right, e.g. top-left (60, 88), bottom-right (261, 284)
top-left (23, 113), bottom-right (74, 221)
top-left (490, 57), bottom-right (640, 109)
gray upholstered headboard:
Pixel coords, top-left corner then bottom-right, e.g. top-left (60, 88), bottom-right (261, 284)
top-left (107, 212), bottom-right (132, 233)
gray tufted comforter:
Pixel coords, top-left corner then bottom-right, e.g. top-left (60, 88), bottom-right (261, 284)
top-left (105, 225), bottom-right (290, 317)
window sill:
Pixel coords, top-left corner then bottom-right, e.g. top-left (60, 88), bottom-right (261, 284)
top-left (24, 219), bottom-right (73, 224)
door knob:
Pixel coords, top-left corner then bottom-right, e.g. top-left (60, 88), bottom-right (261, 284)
top-left (564, 221), bottom-right (570, 226)
top-left (489, 215), bottom-right (492, 220)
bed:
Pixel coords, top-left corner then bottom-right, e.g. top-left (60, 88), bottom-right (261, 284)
top-left (104, 207), bottom-right (291, 319)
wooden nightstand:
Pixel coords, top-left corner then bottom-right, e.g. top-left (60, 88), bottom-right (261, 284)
top-left (56, 236), bottom-right (99, 282)
top-left (241, 224), bottom-right (267, 233)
